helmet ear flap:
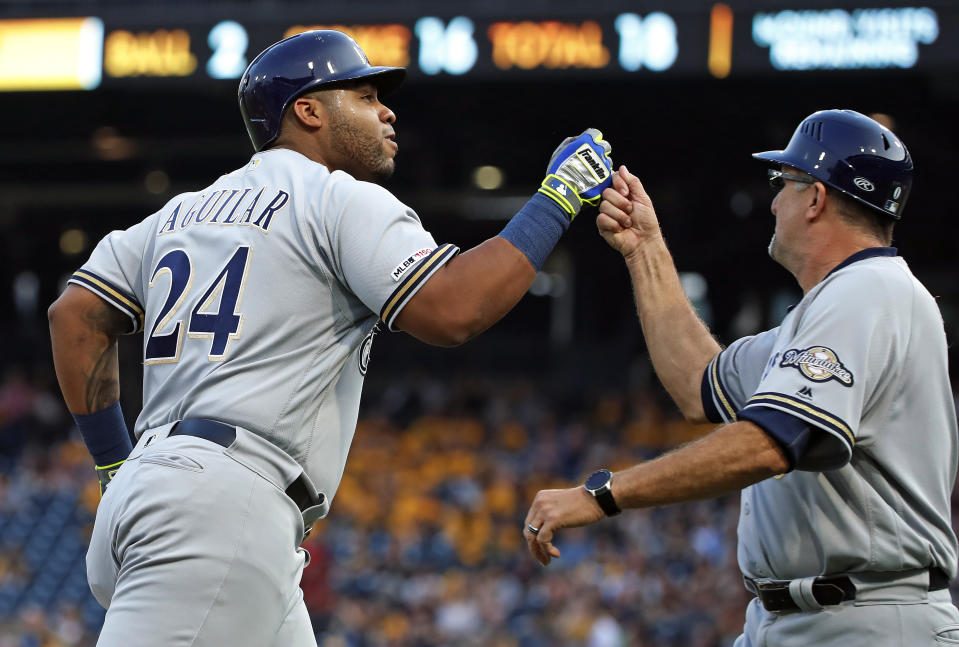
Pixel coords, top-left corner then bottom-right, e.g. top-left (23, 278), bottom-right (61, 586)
top-left (238, 30), bottom-right (406, 152)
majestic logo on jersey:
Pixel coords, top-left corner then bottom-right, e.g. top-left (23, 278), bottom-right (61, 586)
top-left (780, 346), bottom-right (854, 386)
top-left (576, 144), bottom-right (609, 181)
top-left (853, 177), bottom-right (875, 192)
top-left (391, 248), bottom-right (433, 282)
top-left (795, 385), bottom-right (814, 400)
top-left (358, 323), bottom-right (380, 375)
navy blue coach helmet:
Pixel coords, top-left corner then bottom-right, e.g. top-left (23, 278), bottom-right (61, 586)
top-left (754, 109), bottom-right (913, 219)
top-left (239, 30), bottom-right (406, 152)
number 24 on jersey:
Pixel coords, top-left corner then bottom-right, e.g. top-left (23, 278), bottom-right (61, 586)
top-left (144, 246), bottom-right (252, 364)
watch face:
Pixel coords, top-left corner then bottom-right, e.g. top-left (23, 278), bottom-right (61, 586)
top-left (585, 469), bottom-right (611, 491)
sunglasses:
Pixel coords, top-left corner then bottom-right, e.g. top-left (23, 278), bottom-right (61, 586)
top-left (768, 169), bottom-right (817, 191)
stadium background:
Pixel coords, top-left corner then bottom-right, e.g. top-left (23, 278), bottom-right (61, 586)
top-left (0, 1), bottom-right (957, 645)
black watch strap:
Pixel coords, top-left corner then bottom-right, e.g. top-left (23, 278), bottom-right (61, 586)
top-left (593, 488), bottom-right (621, 517)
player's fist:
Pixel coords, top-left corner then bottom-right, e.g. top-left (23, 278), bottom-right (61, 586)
top-left (538, 128), bottom-right (614, 219)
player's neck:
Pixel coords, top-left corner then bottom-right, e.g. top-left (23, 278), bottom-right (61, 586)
top-left (793, 228), bottom-right (885, 294)
top-left (269, 141), bottom-right (333, 171)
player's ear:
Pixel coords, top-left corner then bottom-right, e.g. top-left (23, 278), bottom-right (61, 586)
top-left (289, 95), bottom-right (326, 129)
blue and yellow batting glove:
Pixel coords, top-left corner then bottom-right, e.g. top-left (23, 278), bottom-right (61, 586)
top-left (95, 460), bottom-right (125, 497)
top-left (538, 128), bottom-right (614, 219)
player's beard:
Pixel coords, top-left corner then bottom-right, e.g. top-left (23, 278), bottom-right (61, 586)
top-left (328, 111), bottom-right (395, 184)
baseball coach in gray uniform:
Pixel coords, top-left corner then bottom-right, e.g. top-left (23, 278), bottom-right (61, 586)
top-left (48, 31), bottom-right (613, 646)
top-left (523, 109), bottom-right (959, 646)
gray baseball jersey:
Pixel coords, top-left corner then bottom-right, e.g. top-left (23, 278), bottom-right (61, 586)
top-left (701, 248), bottom-right (958, 581)
top-left (69, 148), bottom-right (457, 503)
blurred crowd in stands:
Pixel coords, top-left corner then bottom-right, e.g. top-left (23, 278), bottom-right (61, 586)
top-left (0, 365), bottom-right (956, 646)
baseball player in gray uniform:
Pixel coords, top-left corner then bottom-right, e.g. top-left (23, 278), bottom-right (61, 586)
top-left (48, 31), bottom-right (613, 646)
top-left (523, 110), bottom-right (959, 645)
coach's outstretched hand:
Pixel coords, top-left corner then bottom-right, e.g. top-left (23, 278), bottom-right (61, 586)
top-left (538, 128), bottom-right (613, 220)
top-left (598, 166), bottom-right (663, 258)
top-left (523, 486), bottom-right (605, 566)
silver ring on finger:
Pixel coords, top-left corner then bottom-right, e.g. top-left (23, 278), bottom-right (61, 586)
top-left (527, 524), bottom-right (540, 535)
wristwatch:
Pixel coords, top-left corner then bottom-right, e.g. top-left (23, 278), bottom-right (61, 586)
top-left (584, 469), bottom-right (621, 517)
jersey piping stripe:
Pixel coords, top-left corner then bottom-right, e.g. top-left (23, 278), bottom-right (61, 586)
top-left (380, 244), bottom-right (459, 330)
top-left (745, 392), bottom-right (855, 448)
top-left (710, 353), bottom-right (737, 422)
top-left (700, 358), bottom-right (724, 424)
top-left (70, 270), bottom-right (143, 316)
top-left (68, 270), bottom-right (145, 333)
top-left (68, 274), bottom-right (144, 334)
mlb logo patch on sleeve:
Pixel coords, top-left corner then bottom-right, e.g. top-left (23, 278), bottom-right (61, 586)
top-left (391, 248), bottom-right (434, 282)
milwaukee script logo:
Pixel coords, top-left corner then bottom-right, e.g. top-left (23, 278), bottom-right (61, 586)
top-left (780, 346), bottom-right (854, 386)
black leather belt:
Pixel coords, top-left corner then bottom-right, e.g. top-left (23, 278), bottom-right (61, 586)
top-left (170, 419), bottom-right (315, 513)
top-left (745, 567), bottom-right (950, 612)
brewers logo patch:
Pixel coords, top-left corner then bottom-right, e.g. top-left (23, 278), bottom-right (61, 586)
top-left (780, 346), bottom-right (854, 386)
top-left (358, 323), bottom-right (381, 375)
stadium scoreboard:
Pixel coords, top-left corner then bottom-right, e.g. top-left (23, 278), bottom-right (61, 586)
top-left (0, 3), bottom-right (954, 91)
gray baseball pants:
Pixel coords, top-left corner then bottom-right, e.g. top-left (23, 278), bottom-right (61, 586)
top-left (736, 571), bottom-right (959, 646)
top-left (87, 422), bottom-right (317, 647)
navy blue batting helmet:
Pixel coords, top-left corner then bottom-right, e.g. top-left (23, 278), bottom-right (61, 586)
top-left (753, 109), bottom-right (912, 219)
top-left (238, 30), bottom-right (406, 152)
